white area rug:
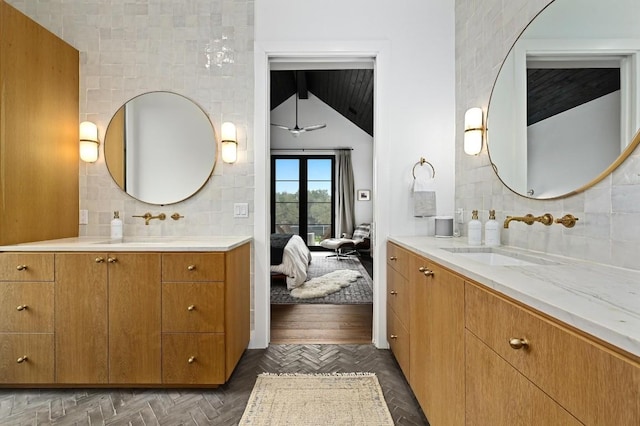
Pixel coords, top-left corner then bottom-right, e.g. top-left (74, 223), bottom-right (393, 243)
top-left (290, 269), bottom-right (362, 299)
top-left (239, 373), bottom-right (394, 426)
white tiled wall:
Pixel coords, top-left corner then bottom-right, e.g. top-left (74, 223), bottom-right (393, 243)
top-left (455, 0), bottom-right (640, 270)
top-left (8, 0), bottom-right (255, 239)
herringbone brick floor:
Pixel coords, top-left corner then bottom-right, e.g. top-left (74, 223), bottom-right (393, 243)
top-left (0, 344), bottom-right (428, 426)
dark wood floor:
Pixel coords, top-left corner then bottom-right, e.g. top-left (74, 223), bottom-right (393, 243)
top-left (0, 345), bottom-right (428, 425)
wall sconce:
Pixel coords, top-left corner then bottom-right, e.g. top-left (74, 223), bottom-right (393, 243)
top-left (464, 107), bottom-right (484, 156)
top-left (221, 121), bottom-right (237, 163)
top-left (79, 121), bottom-right (99, 163)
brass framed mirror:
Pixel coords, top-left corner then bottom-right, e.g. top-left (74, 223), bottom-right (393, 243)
top-left (104, 91), bottom-right (217, 205)
top-left (487, 0), bottom-right (640, 199)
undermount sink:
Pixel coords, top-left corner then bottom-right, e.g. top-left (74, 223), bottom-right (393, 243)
top-left (441, 247), bottom-right (559, 266)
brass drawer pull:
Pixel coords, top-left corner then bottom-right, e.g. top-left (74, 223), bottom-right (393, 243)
top-left (107, 257), bottom-right (118, 263)
top-left (509, 337), bottom-right (529, 350)
top-left (188, 356), bottom-right (196, 364)
top-left (419, 266), bottom-right (434, 277)
top-left (16, 305), bottom-right (28, 311)
top-left (95, 257), bottom-right (105, 263)
top-left (389, 256), bottom-right (397, 261)
top-left (390, 290), bottom-right (398, 295)
top-left (390, 334), bottom-right (398, 339)
top-left (17, 356), bottom-right (28, 364)
top-left (187, 265), bottom-right (196, 271)
top-left (16, 265), bottom-right (28, 271)
top-left (187, 305), bottom-right (196, 311)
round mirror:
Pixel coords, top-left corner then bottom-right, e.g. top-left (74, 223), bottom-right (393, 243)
top-left (487, 0), bottom-right (640, 199)
top-left (104, 91), bottom-right (217, 205)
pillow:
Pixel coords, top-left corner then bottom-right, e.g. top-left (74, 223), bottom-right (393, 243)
top-left (351, 224), bottom-right (370, 241)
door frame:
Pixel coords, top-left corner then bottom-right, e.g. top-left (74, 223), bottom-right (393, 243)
top-left (253, 40), bottom-right (391, 349)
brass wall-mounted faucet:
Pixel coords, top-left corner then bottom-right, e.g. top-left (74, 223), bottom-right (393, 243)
top-left (555, 214), bottom-right (579, 228)
top-left (504, 213), bottom-right (554, 229)
top-left (133, 212), bottom-right (166, 225)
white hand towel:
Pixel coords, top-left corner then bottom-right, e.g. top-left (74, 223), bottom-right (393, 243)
top-left (412, 178), bottom-right (437, 217)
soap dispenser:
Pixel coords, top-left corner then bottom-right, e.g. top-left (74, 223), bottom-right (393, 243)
top-left (485, 209), bottom-right (500, 247)
top-left (111, 211), bottom-right (123, 240)
top-left (468, 210), bottom-right (482, 246)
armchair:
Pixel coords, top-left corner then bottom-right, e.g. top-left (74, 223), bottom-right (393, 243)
top-left (320, 223), bottom-right (371, 260)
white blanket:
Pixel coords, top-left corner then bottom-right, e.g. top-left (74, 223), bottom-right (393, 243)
top-left (270, 235), bottom-right (312, 289)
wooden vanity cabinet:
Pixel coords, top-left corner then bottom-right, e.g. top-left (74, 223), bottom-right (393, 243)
top-left (386, 243), bottom-right (412, 377)
top-left (0, 253), bottom-right (55, 384)
top-left (465, 282), bottom-right (640, 425)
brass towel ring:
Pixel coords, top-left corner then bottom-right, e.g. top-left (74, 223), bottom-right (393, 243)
top-left (412, 157), bottom-right (435, 179)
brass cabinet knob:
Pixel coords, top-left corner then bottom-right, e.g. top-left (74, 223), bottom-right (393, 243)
top-left (16, 305), bottom-right (28, 311)
top-left (390, 290), bottom-right (398, 295)
top-left (107, 257), bottom-right (118, 263)
top-left (16, 265), bottom-right (28, 271)
top-left (389, 334), bottom-right (398, 340)
top-left (187, 265), bottom-right (196, 271)
top-left (418, 266), bottom-right (426, 272)
top-left (423, 269), bottom-right (434, 277)
top-left (95, 257), bottom-right (105, 263)
top-left (188, 356), bottom-right (196, 364)
top-left (187, 305), bottom-right (196, 311)
top-left (389, 256), bottom-right (397, 261)
top-left (17, 356), bottom-right (28, 364)
top-left (509, 337), bottom-right (529, 350)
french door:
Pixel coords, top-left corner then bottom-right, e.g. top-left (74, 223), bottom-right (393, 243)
top-left (271, 155), bottom-right (335, 249)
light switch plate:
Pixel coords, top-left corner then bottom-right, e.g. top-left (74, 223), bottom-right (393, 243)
top-left (234, 203), bottom-right (249, 218)
top-left (79, 209), bottom-right (89, 225)
top-left (455, 208), bottom-right (464, 224)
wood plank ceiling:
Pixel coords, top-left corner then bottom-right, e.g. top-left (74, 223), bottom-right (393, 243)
top-left (527, 68), bottom-right (620, 126)
top-left (271, 70), bottom-right (374, 136)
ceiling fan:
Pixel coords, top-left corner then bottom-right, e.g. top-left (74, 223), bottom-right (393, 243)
top-left (271, 92), bottom-right (326, 137)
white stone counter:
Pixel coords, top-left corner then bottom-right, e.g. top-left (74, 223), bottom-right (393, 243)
top-left (389, 236), bottom-right (640, 358)
top-left (0, 236), bottom-right (252, 252)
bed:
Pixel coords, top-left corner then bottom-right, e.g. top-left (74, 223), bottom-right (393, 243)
top-left (270, 234), bottom-right (312, 290)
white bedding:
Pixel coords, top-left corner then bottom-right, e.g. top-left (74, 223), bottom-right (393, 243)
top-left (270, 234), bottom-right (312, 289)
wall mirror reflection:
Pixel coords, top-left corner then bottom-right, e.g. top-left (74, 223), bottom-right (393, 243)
top-left (104, 91), bottom-right (217, 205)
top-left (487, 0), bottom-right (640, 199)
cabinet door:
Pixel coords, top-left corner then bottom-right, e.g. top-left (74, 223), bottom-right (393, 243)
top-left (466, 331), bottom-right (582, 425)
top-left (162, 333), bottom-right (225, 384)
top-left (55, 253), bottom-right (108, 383)
top-left (162, 282), bottom-right (224, 333)
top-left (0, 334), bottom-right (54, 384)
top-left (0, 282), bottom-right (53, 332)
top-left (108, 253), bottom-right (161, 384)
top-left (410, 255), bottom-right (465, 426)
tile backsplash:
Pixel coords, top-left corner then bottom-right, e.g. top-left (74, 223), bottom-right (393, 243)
top-left (455, 0), bottom-right (640, 271)
top-left (8, 0), bottom-right (255, 239)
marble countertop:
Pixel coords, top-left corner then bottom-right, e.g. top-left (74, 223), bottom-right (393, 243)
top-left (389, 236), bottom-right (640, 358)
top-left (0, 236), bottom-right (252, 252)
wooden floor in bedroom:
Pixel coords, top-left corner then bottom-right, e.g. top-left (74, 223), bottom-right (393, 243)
top-left (271, 304), bottom-right (373, 344)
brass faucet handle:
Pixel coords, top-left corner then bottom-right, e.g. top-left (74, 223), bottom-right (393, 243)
top-left (171, 213), bottom-right (184, 221)
top-left (555, 214), bottom-right (579, 228)
top-left (538, 213), bottom-right (554, 226)
top-left (157, 213), bottom-right (166, 221)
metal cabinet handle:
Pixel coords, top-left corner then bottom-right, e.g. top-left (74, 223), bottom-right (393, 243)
top-left (16, 265), bottom-right (28, 271)
top-left (389, 256), bottom-right (397, 261)
top-left (419, 266), bottom-right (434, 276)
top-left (16, 305), bottom-right (28, 311)
top-left (187, 265), bottom-right (196, 271)
top-left (107, 257), bottom-right (118, 263)
top-left (95, 257), bottom-right (105, 263)
top-left (17, 356), bottom-right (28, 364)
top-left (188, 356), bottom-right (196, 364)
top-left (390, 290), bottom-right (398, 295)
top-left (509, 337), bottom-right (529, 350)
top-left (187, 305), bottom-right (196, 311)
top-left (389, 334), bottom-right (398, 340)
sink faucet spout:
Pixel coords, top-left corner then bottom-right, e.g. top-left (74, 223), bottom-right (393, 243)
top-left (504, 213), bottom-right (554, 228)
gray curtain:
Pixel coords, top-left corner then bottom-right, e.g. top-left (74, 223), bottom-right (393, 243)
top-left (336, 150), bottom-right (355, 237)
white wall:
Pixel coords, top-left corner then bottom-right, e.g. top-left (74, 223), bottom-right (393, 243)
top-left (455, 0), bottom-right (640, 270)
top-left (270, 93), bottom-right (374, 227)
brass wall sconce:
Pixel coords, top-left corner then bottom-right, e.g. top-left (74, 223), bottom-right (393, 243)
top-left (221, 121), bottom-right (237, 164)
top-left (79, 121), bottom-right (99, 162)
top-left (464, 107), bottom-right (484, 156)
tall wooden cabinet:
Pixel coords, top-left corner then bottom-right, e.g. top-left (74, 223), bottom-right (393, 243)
top-left (0, 1), bottom-right (79, 245)
top-left (0, 242), bottom-right (250, 387)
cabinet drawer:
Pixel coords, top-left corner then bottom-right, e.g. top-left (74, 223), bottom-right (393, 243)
top-left (162, 253), bottom-right (225, 282)
top-left (466, 282), bottom-right (640, 425)
top-left (387, 268), bottom-right (409, 329)
top-left (0, 333), bottom-right (54, 383)
top-left (387, 305), bottom-right (410, 379)
top-left (466, 331), bottom-right (581, 425)
top-left (0, 283), bottom-right (53, 332)
top-left (387, 243), bottom-right (410, 279)
top-left (162, 283), bottom-right (224, 332)
top-left (0, 253), bottom-right (54, 281)
top-left (162, 333), bottom-right (225, 385)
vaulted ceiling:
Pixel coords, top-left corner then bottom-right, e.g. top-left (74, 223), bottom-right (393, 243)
top-left (270, 70), bottom-right (374, 136)
top-left (527, 68), bottom-right (620, 126)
